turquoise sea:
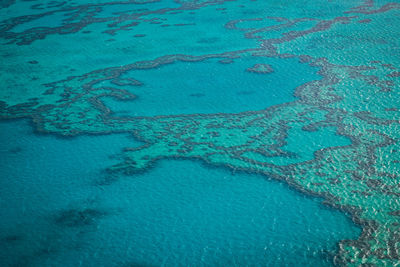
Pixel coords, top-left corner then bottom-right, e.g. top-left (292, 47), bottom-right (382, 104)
top-left (1, 0), bottom-right (399, 266)
top-left (0, 120), bottom-right (360, 266)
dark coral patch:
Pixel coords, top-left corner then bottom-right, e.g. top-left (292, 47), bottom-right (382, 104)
top-left (3, 235), bottom-right (22, 243)
top-left (8, 146), bottom-right (23, 153)
top-left (54, 208), bottom-right (107, 227)
top-left (358, 19), bottom-right (371, 23)
top-left (246, 63), bottom-right (274, 74)
top-left (189, 93), bottom-right (205, 97)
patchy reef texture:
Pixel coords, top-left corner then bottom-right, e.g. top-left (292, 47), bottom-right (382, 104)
top-left (1, 0), bottom-right (399, 266)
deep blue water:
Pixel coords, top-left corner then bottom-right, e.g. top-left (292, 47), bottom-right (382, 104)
top-left (0, 120), bottom-right (360, 266)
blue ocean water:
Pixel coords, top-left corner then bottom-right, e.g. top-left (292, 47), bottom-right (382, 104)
top-left (0, 120), bottom-right (360, 266)
top-left (103, 56), bottom-right (320, 116)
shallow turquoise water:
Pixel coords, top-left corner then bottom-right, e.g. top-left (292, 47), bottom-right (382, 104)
top-left (102, 56), bottom-right (320, 116)
top-left (0, 120), bottom-right (360, 266)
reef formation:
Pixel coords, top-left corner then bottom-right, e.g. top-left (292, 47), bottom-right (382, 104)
top-left (1, 0), bottom-right (399, 266)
